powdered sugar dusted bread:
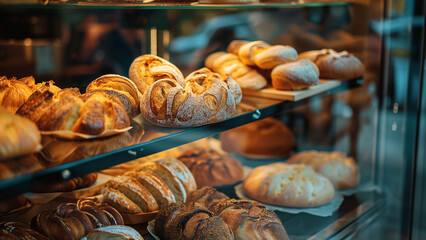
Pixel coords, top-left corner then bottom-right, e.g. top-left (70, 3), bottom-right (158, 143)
top-left (271, 59), bottom-right (320, 90)
top-left (83, 225), bottom-right (143, 240)
top-left (298, 49), bottom-right (364, 80)
top-left (139, 66), bottom-right (241, 127)
top-left (243, 163), bottom-right (335, 207)
top-left (287, 150), bottom-right (359, 189)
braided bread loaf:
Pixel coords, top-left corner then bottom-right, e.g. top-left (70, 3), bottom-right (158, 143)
top-left (205, 51), bottom-right (267, 89)
top-left (299, 49), bottom-right (364, 80)
top-left (86, 74), bottom-right (141, 118)
top-left (243, 163), bottom-right (335, 207)
top-left (287, 150), bottom-right (359, 189)
top-left (131, 55), bottom-right (241, 127)
top-left (0, 221), bottom-right (49, 240)
top-left (31, 199), bottom-right (124, 240)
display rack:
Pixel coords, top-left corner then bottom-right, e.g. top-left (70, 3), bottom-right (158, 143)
top-left (0, 78), bottom-right (362, 199)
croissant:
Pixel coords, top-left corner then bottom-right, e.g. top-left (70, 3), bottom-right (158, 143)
top-left (205, 51), bottom-right (267, 90)
top-left (86, 74), bottom-right (141, 118)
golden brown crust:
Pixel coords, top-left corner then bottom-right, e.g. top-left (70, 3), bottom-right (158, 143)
top-left (219, 117), bottom-right (294, 158)
top-left (0, 109), bottom-right (42, 160)
top-left (187, 186), bottom-right (230, 209)
top-left (271, 59), bottom-right (319, 90)
top-left (177, 148), bottom-right (244, 187)
top-left (0, 79), bottom-right (33, 113)
top-left (299, 49), bottom-right (364, 80)
top-left (87, 74), bottom-right (141, 118)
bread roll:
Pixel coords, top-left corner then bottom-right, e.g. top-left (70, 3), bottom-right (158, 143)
top-left (243, 163), bottom-right (335, 207)
top-left (0, 109), bottom-right (42, 160)
top-left (187, 186), bottom-right (230, 208)
top-left (177, 148), bottom-right (244, 187)
top-left (0, 78), bottom-right (33, 113)
top-left (83, 225), bottom-right (143, 240)
top-left (87, 74), bottom-right (141, 118)
top-left (271, 59), bottom-right (320, 90)
top-left (140, 66), bottom-right (241, 127)
top-left (219, 117), bottom-right (294, 158)
top-left (205, 51), bottom-right (267, 89)
top-left (287, 150), bottom-right (359, 189)
top-left (298, 49), bottom-right (364, 80)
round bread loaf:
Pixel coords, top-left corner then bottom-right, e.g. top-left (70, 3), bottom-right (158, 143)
top-left (298, 49), bottom-right (364, 80)
top-left (243, 163), bottom-right (335, 207)
top-left (138, 62), bottom-right (242, 127)
top-left (287, 150), bottom-right (359, 189)
top-left (177, 148), bottom-right (244, 187)
top-left (0, 109), bottom-right (42, 161)
top-left (209, 199), bottom-right (289, 240)
top-left (205, 51), bottom-right (267, 90)
top-left (0, 77), bottom-right (33, 113)
top-left (271, 59), bottom-right (320, 90)
top-left (86, 74), bottom-right (141, 118)
top-left (219, 117), bottom-right (294, 158)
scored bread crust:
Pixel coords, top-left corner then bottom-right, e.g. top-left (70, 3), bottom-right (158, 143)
top-left (298, 49), bottom-right (364, 80)
top-left (152, 157), bottom-right (197, 194)
top-left (140, 67), bottom-right (241, 127)
top-left (271, 59), bottom-right (320, 90)
top-left (101, 187), bottom-right (143, 214)
top-left (84, 225), bottom-right (143, 240)
top-left (287, 150), bottom-right (359, 189)
top-left (243, 163), bottom-right (335, 207)
top-left (0, 109), bottom-right (42, 160)
top-left (0, 79), bottom-right (33, 113)
top-left (86, 74), bottom-right (142, 118)
top-left (205, 51), bottom-right (267, 90)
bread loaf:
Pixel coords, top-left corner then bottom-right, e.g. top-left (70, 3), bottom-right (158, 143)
top-left (187, 186), bottom-right (230, 208)
top-left (0, 221), bottom-right (49, 240)
top-left (83, 225), bottom-right (143, 240)
top-left (155, 202), bottom-right (234, 240)
top-left (139, 63), bottom-right (241, 127)
top-left (298, 49), bottom-right (364, 80)
top-left (287, 150), bottom-right (359, 189)
top-left (243, 163), bottom-right (335, 207)
top-left (34, 173), bottom-right (98, 193)
top-left (219, 117), bottom-right (294, 158)
top-left (0, 77), bottom-right (33, 113)
top-left (236, 40), bottom-right (298, 69)
top-left (177, 148), bottom-right (244, 187)
top-left (271, 59), bottom-right (320, 90)
top-left (86, 74), bottom-right (141, 118)
top-left (205, 51), bottom-right (267, 89)
top-left (209, 199), bottom-right (289, 240)
top-left (0, 109), bottom-right (42, 161)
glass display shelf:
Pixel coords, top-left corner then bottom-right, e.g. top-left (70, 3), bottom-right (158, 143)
top-left (0, 78), bottom-right (362, 199)
top-left (0, 0), bottom-right (352, 9)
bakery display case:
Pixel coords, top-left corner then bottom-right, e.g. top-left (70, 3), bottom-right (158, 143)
top-left (0, 0), bottom-right (425, 239)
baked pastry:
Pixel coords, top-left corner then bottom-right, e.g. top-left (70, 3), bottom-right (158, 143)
top-left (0, 221), bottom-right (49, 240)
top-left (298, 49), bottom-right (364, 80)
top-left (177, 148), bottom-right (244, 187)
top-left (102, 175), bottom-right (159, 214)
top-left (209, 199), bottom-right (289, 240)
top-left (219, 117), bottom-right (294, 158)
top-left (31, 199), bottom-right (124, 240)
top-left (234, 40), bottom-right (298, 69)
top-left (139, 63), bottom-right (241, 127)
top-left (243, 163), bottom-right (335, 207)
top-left (34, 173), bottom-right (98, 193)
top-left (205, 51), bottom-right (267, 89)
top-left (0, 109), bottom-right (42, 161)
top-left (187, 186), bottom-right (230, 208)
top-left (154, 202), bottom-right (234, 240)
top-left (83, 225), bottom-right (143, 240)
top-left (0, 154), bottom-right (44, 181)
top-left (129, 54), bottom-right (185, 94)
top-left (287, 150), bottom-right (359, 189)
top-left (0, 77), bottom-right (33, 113)
top-left (86, 74), bottom-right (141, 118)
top-left (271, 59), bottom-right (320, 90)
top-left (150, 157), bottom-right (197, 194)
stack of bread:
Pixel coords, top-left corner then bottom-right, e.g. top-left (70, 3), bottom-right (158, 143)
top-left (128, 55), bottom-right (242, 127)
top-left (155, 186), bottom-right (289, 240)
top-left (205, 40), bottom-right (364, 91)
top-left (101, 157), bottom-right (197, 214)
